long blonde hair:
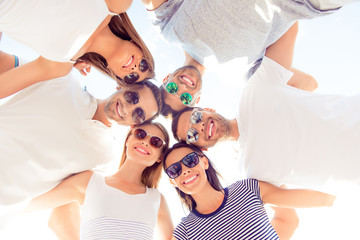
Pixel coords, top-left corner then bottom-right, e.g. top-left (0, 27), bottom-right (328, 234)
top-left (119, 122), bottom-right (169, 188)
top-left (78, 13), bottom-right (155, 85)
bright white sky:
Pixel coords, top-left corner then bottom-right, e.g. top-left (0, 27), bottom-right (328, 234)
top-left (1, 1), bottom-right (360, 239)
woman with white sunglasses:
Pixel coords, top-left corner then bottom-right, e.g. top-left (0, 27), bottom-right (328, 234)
top-left (26, 122), bottom-right (173, 240)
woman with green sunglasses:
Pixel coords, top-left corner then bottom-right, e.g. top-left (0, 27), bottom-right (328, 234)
top-left (163, 142), bottom-right (336, 240)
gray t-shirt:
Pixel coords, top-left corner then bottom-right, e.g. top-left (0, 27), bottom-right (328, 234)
top-left (150, 0), bottom-right (335, 79)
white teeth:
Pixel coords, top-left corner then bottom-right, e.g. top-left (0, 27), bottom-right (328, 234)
top-left (184, 175), bottom-right (197, 184)
top-left (136, 147), bottom-right (149, 154)
top-left (123, 56), bottom-right (133, 67)
top-left (209, 122), bottom-right (214, 138)
top-left (116, 104), bottom-right (122, 119)
top-left (181, 76), bottom-right (194, 86)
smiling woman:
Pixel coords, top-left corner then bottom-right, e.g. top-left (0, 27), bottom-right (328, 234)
top-left (0, 0), bottom-right (156, 100)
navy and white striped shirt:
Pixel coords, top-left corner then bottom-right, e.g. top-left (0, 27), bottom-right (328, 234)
top-left (173, 179), bottom-right (279, 240)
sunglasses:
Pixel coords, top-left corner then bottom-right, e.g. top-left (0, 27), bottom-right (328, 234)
top-left (165, 152), bottom-right (201, 179)
top-left (165, 82), bottom-right (194, 105)
top-left (186, 109), bottom-right (203, 144)
top-left (123, 91), bottom-right (145, 124)
top-left (117, 59), bottom-right (150, 84)
top-left (133, 128), bottom-right (165, 149)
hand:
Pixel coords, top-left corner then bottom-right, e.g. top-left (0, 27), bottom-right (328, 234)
top-left (74, 60), bottom-right (91, 76)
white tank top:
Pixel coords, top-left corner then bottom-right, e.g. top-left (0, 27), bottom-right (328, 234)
top-left (0, 0), bottom-right (116, 62)
top-left (80, 172), bottom-right (161, 240)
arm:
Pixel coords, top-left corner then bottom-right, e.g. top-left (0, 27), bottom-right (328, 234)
top-left (48, 202), bottom-right (81, 240)
top-left (0, 50), bottom-right (16, 74)
top-left (141, 0), bottom-right (167, 10)
top-left (0, 56), bottom-right (73, 99)
top-left (259, 181), bottom-right (336, 208)
top-left (156, 194), bottom-right (174, 240)
top-left (25, 171), bottom-right (93, 212)
top-left (287, 67), bottom-right (318, 92)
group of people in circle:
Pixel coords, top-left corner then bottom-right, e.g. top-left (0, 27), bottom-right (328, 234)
top-left (1, 0), bottom-right (359, 239)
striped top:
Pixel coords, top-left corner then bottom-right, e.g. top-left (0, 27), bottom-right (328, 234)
top-left (80, 173), bottom-right (161, 240)
top-left (173, 179), bottom-right (279, 240)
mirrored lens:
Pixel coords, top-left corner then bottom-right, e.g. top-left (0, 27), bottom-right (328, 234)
top-left (134, 128), bottom-right (147, 139)
top-left (187, 128), bottom-right (199, 143)
top-left (140, 59), bottom-right (149, 72)
top-left (132, 107), bottom-right (145, 124)
top-left (124, 73), bottom-right (140, 84)
top-left (180, 92), bottom-right (193, 105)
top-left (150, 136), bottom-right (164, 149)
top-left (166, 82), bottom-right (178, 94)
top-left (191, 111), bottom-right (203, 124)
top-left (165, 162), bottom-right (182, 179)
top-left (182, 152), bottom-right (200, 168)
top-left (123, 91), bottom-right (139, 104)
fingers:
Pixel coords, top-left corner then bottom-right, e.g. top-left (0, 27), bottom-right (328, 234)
top-left (74, 61), bottom-right (92, 76)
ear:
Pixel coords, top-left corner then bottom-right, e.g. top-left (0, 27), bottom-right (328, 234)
top-left (116, 85), bottom-right (121, 91)
top-left (201, 156), bottom-right (209, 170)
top-left (204, 107), bottom-right (216, 113)
top-left (156, 158), bottom-right (162, 163)
top-left (162, 74), bottom-right (171, 83)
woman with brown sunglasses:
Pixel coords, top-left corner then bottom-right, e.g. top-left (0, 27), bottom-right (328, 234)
top-left (0, 0), bottom-right (155, 99)
top-left (25, 122), bottom-right (173, 239)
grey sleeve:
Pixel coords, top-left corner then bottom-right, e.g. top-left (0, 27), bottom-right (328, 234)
top-left (148, 0), bottom-right (184, 32)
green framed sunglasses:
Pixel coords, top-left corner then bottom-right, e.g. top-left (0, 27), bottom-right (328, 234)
top-left (165, 82), bottom-right (194, 105)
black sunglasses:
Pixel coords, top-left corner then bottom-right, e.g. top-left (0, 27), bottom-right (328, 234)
top-left (116, 59), bottom-right (150, 84)
top-left (133, 128), bottom-right (165, 149)
top-left (123, 91), bottom-right (145, 124)
top-left (165, 152), bottom-right (201, 179)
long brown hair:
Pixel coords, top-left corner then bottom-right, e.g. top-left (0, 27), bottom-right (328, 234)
top-left (78, 13), bottom-right (155, 85)
top-left (119, 122), bottom-right (169, 188)
top-left (163, 142), bottom-right (223, 211)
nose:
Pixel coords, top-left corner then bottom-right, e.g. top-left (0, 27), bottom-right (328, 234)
top-left (141, 140), bottom-right (149, 147)
top-left (182, 168), bottom-right (191, 176)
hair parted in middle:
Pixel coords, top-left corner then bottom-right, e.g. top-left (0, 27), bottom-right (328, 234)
top-left (119, 122), bottom-right (169, 188)
top-left (78, 13), bottom-right (155, 85)
top-left (162, 142), bottom-right (223, 211)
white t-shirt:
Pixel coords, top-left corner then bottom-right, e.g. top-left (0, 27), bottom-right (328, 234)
top-left (0, 71), bottom-right (117, 223)
top-left (80, 173), bottom-right (161, 240)
top-left (237, 57), bottom-right (360, 190)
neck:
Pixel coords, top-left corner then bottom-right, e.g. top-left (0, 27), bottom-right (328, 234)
top-left (92, 99), bottom-right (112, 127)
top-left (228, 118), bottom-right (240, 141)
top-left (86, 24), bottom-right (121, 60)
top-left (184, 52), bottom-right (206, 76)
top-left (192, 183), bottom-right (224, 214)
top-left (111, 158), bottom-right (146, 186)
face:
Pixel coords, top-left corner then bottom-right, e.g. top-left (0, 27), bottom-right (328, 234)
top-left (126, 124), bottom-right (166, 166)
top-left (107, 40), bottom-right (151, 84)
top-left (165, 147), bottom-right (209, 195)
top-left (104, 85), bottom-right (158, 126)
top-left (163, 65), bottom-right (202, 112)
top-left (176, 109), bottom-right (231, 148)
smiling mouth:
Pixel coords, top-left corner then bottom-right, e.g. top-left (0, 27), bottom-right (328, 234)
top-left (207, 120), bottom-right (215, 139)
top-left (183, 174), bottom-right (198, 185)
top-left (116, 102), bottom-right (124, 120)
top-left (135, 146), bottom-right (150, 155)
top-left (180, 75), bottom-right (195, 87)
top-left (123, 55), bottom-right (134, 68)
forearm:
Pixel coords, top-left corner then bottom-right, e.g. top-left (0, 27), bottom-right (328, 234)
top-left (0, 51), bottom-right (16, 74)
top-left (0, 56), bottom-right (73, 99)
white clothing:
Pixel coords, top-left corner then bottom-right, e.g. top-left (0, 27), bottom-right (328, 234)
top-left (237, 57), bottom-right (360, 189)
top-left (0, 0), bottom-right (115, 62)
top-left (0, 71), bottom-right (117, 223)
top-left (81, 173), bottom-right (161, 240)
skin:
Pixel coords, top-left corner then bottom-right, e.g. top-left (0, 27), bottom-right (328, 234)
top-left (162, 65), bottom-right (202, 112)
top-left (165, 147), bottom-right (335, 240)
top-left (94, 84), bottom-right (158, 126)
top-left (176, 109), bottom-right (239, 148)
top-left (27, 124), bottom-right (174, 240)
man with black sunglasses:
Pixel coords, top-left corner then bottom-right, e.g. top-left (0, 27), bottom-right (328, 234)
top-left (0, 51), bottom-right (163, 229)
top-left (172, 23), bottom-right (360, 191)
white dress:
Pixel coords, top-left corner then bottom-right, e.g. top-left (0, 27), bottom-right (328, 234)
top-left (0, 0), bottom-right (115, 62)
